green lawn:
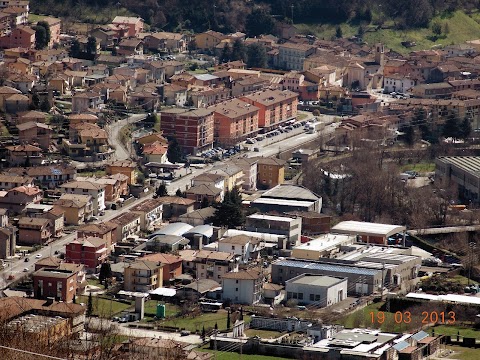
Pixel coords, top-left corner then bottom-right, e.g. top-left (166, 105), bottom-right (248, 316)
top-left (141, 301), bottom-right (180, 322)
top-left (158, 310), bottom-right (251, 332)
top-left (296, 10), bottom-right (480, 54)
top-left (244, 329), bottom-right (283, 339)
top-left (78, 295), bottom-right (132, 318)
top-left (400, 162), bottom-right (436, 173)
top-left (429, 325), bottom-right (480, 339)
top-left (449, 275), bottom-right (479, 286)
top-left (445, 345), bottom-right (480, 360)
top-left (198, 346), bottom-right (291, 360)
top-left (28, 13), bottom-right (47, 23)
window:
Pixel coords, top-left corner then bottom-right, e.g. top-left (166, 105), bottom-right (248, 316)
top-left (310, 294), bottom-right (314, 301)
top-left (236, 280), bottom-right (239, 284)
top-left (298, 293), bottom-right (303, 300)
top-left (231, 245), bottom-right (235, 250)
top-left (235, 287), bottom-right (238, 292)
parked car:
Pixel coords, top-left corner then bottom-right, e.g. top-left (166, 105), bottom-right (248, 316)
top-left (35, 254), bottom-right (42, 259)
top-left (180, 330), bottom-right (191, 336)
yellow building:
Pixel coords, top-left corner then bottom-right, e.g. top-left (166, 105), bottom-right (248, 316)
top-left (106, 160), bottom-right (137, 185)
top-left (195, 30), bottom-right (226, 50)
top-left (54, 194), bottom-right (93, 225)
top-left (208, 164), bottom-right (244, 192)
top-left (124, 260), bottom-right (164, 292)
top-left (256, 157), bottom-right (286, 189)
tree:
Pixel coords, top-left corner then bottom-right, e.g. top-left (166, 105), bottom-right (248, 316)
top-left (200, 196), bottom-right (210, 208)
top-left (247, 43), bottom-right (267, 68)
top-left (99, 262), bottom-right (112, 286)
top-left (87, 292), bottom-right (94, 317)
top-left (34, 21), bottom-right (50, 50)
top-left (220, 43), bottom-right (231, 64)
top-left (226, 309), bottom-right (231, 329)
top-left (459, 117), bottom-right (472, 141)
top-left (443, 22), bottom-right (450, 35)
top-left (69, 39), bottom-right (81, 58)
top-left (335, 26), bottom-right (343, 38)
top-left (144, 113), bottom-right (158, 127)
top-left (30, 92), bottom-right (40, 110)
top-left (231, 39), bottom-right (246, 62)
top-left (86, 36), bottom-right (97, 59)
top-left (443, 111), bottom-right (460, 139)
top-left (156, 183), bottom-right (168, 197)
top-left (201, 325), bottom-right (206, 340)
top-left (167, 137), bottom-right (183, 163)
top-left (40, 98), bottom-right (50, 112)
top-left (209, 189), bottom-right (245, 227)
top-left (175, 188), bottom-right (185, 197)
top-left (400, 125), bottom-right (415, 146)
top-left (245, 7), bottom-right (275, 37)
top-left (357, 25), bottom-right (365, 38)
top-left (431, 21), bottom-right (442, 36)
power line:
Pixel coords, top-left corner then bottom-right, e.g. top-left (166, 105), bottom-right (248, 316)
top-left (0, 345), bottom-right (67, 360)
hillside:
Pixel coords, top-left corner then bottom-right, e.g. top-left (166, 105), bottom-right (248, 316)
top-left (296, 10), bottom-right (480, 54)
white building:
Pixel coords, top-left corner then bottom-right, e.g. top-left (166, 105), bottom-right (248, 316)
top-left (245, 213), bottom-right (302, 248)
top-left (60, 180), bottom-right (105, 215)
top-left (217, 235), bottom-right (257, 263)
top-left (383, 74), bottom-right (417, 94)
top-left (285, 273), bottom-right (347, 307)
top-left (222, 269), bottom-right (263, 305)
top-left (291, 233), bottom-right (356, 260)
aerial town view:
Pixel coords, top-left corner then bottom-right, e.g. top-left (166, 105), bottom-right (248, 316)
top-left (3, 0), bottom-right (480, 359)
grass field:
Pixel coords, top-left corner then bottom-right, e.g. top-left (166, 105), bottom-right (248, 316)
top-left (142, 301), bottom-right (180, 322)
top-left (445, 345), bottom-right (480, 360)
top-left (429, 325), bottom-right (480, 339)
top-left (296, 10), bottom-right (480, 54)
top-left (158, 310), bottom-right (251, 332)
top-left (78, 295), bottom-right (132, 318)
top-left (400, 162), bottom-right (436, 173)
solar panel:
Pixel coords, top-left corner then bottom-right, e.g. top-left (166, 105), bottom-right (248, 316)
top-left (412, 331), bottom-right (428, 341)
top-left (276, 260), bottom-right (379, 276)
top-left (393, 341), bottom-right (409, 351)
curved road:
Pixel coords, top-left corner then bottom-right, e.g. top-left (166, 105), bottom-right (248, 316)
top-left (108, 114), bottom-right (147, 161)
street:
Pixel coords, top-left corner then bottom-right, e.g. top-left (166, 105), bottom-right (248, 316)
top-left (108, 113), bottom-right (147, 161)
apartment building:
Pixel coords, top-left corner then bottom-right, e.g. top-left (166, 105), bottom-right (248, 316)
top-left (123, 260), bottom-right (163, 292)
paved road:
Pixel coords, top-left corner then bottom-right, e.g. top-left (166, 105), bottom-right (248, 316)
top-left (108, 114), bottom-right (146, 161)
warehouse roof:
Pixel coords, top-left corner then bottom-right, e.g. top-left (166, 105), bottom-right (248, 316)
top-left (274, 259), bottom-right (380, 276)
top-left (331, 221), bottom-right (405, 238)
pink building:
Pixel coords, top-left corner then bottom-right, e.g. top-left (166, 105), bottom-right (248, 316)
top-left (65, 236), bottom-right (108, 272)
top-left (0, 25), bottom-right (35, 49)
top-left (111, 16), bottom-right (143, 38)
top-left (40, 17), bottom-right (61, 48)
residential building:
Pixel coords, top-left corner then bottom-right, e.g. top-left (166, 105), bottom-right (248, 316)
top-left (186, 184), bottom-right (222, 206)
top-left (33, 268), bottom-right (77, 302)
top-left (71, 91), bottom-right (103, 113)
top-left (210, 98), bottom-right (260, 146)
top-left (191, 173), bottom-right (225, 201)
top-left (222, 269), bottom-right (263, 305)
top-left (130, 198), bottom-right (163, 230)
top-left (156, 196), bottom-right (195, 219)
top-left (117, 38), bottom-right (143, 56)
top-left (141, 253), bottom-right (182, 285)
top-left (383, 74), bottom-right (418, 94)
top-left (143, 32), bottom-right (187, 52)
top-left (6, 144), bottom-right (43, 166)
top-left (195, 30), bottom-right (226, 51)
top-left (54, 193), bottom-right (93, 225)
top-left (34, 256), bottom-right (61, 271)
top-left (60, 180), bottom-right (106, 215)
top-left (278, 42), bottom-right (316, 71)
top-left (208, 163), bottom-right (244, 192)
top-left (0, 185), bottom-right (42, 214)
top-left (111, 16), bottom-right (144, 37)
top-left (286, 211), bottom-right (332, 235)
top-left (0, 174), bottom-right (33, 190)
top-left (75, 175), bottom-right (128, 203)
top-left (18, 217), bottom-right (51, 245)
top-left (110, 212), bottom-right (141, 242)
top-left (17, 121), bottom-right (52, 150)
top-left (232, 158), bottom-right (258, 191)
top-left (41, 206), bottom-right (64, 237)
top-left (180, 249), bottom-right (238, 282)
top-left (40, 16), bottom-right (61, 47)
top-left (106, 160), bottom-right (137, 185)
top-left (246, 213), bottom-right (302, 248)
top-left (0, 224), bottom-right (16, 259)
top-left (160, 108), bottom-right (215, 155)
top-left (251, 184), bottom-right (322, 214)
top-left (163, 83), bottom-right (187, 106)
top-left (241, 89), bottom-right (298, 131)
top-left (142, 141), bottom-right (168, 164)
top-left (218, 235), bottom-right (258, 263)
top-left (65, 237), bottom-right (108, 271)
top-left (123, 260), bottom-right (163, 292)
top-left (4, 164), bottom-right (76, 189)
top-left (256, 157), bottom-right (286, 189)
top-left (0, 25), bottom-right (35, 48)
top-left (178, 207), bottom-right (216, 227)
top-left (77, 221), bottom-right (118, 250)
top-left (4, 93), bottom-right (29, 113)
top-left (285, 274), bottom-right (347, 307)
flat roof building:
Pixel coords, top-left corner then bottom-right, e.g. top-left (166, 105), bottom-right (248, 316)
top-left (285, 273), bottom-right (347, 307)
top-left (331, 221), bottom-right (406, 245)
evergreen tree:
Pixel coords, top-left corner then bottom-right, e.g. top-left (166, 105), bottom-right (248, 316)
top-left (86, 36), bottom-right (97, 59)
top-left (210, 189), bottom-right (245, 227)
top-left (201, 325), bottom-right (206, 340)
top-left (459, 117), bottom-right (472, 141)
top-left (245, 7), bottom-right (275, 37)
top-left (31, 92), bottom-right (40, 110)
top-left (156, 183), bottom-right (168, 197)
top-left (99, 262), bottom-right (112, 286)
top-left (226, 309), bottom-right (231, 329)
top-left (247, 43), bottom-right (267, 68)
top-left (231, 39), bottom-right (246, 62)
top-left (34, 21), bottom-right (50, 50)
top-left (214, 322), bottom-right (218, 330)
top-left (69, 39), bottom-right (81, 58)
top-left (220, 43), bottom-right (231, 64)
top-left (443, 111), bottom-right (460, 139)
top-left (167, 137), bottom-right (183, 163)
top-left (87, 293), bottom-right (94, 317)
top-left (175, 188), bottom-right (184, 197)
top-left (400, 125), bottom-right (415, 146)
top-left (335, 26), bottom-right (343, 38)
top-left (239, 307), bottom-right (244, 321)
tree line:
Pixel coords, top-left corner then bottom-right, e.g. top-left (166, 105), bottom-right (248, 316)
top-left (31, 0), bottom-right (480, 35)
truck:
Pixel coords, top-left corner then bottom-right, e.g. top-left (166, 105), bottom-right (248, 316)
top-left (306, 122), bottom-right (325, 134)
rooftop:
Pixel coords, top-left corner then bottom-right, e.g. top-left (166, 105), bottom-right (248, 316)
top-left (286, 274), bottom-right (346, 287)
top-left (331, 221), bottom-right (406, 238)
top-left (274, 259), bottom-right (381, 276)
top-left (261, 184), bottom-right (320, 201)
